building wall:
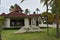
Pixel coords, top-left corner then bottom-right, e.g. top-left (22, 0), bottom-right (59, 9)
top-left (4, 18), bottom-right (30, 28)
top-left (24, 18), bottom-right (30, 27)
top-left (5, 18), bottom-right (10, 28)
top-left (4, 17), bottom-right (43, 28)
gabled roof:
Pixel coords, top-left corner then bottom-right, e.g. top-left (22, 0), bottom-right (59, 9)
top-left (0, 12), bottom-right (28, 18)
top-left (6, 11), bottom-right (27, 17)
top-left (0, 12), bottom-right (41, 18)
top-left (0, 13), bottom-right (6, 16)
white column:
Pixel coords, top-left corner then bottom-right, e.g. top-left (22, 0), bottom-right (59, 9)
top-left (40, 18), bottom-right (43, 24)
top-left (31, 18), bottom-right (36, 26)
top-left (24, 18), bottom-right (29, 27)
top-left (6, 18), bottom-right (10, 28)
top-left (41, 20), bottom-right (43, 24)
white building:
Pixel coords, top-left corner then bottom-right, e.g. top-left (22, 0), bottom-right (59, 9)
top-left (0, 6), bottom-right (43, 28)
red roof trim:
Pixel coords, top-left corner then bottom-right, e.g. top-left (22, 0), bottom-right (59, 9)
top-left (0, 12), bottom-right (41, 18)
top-left (6, 12), bottom-right (27, 17)
top-left (0, 13), bottom-right (6, 16)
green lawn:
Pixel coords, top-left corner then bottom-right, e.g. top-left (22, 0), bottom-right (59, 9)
top-left (2, 28), bottom-right (60, 40)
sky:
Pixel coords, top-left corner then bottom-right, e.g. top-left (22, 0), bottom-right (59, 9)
top-left (0, 0), bottom-right (51, 14)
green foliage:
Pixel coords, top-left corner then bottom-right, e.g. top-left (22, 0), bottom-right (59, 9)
top-left (0, 16), bottom-right (4, 27)
top-left (41, 12), bottom-right (53, 24)
top-left (36, 8), bottom-right (40, 14)
top-left (36, 8), bottom-right (40, 11)
top-left (14, 4), bottom-right (18, 7)
top-left (33, 11), bottom-right (36, 14)
top-left (25, 8), bottom-right (30, 14)
top-left (40, 0), bottom-right (50, 6)
top-left (14, 4), bottom-right (19, 8)
top-left (51, 0), bottom-right (60, 14)
top-left (9, 4), bottom-right (21, 12)
top-left (10, 5), bottom-right (14, 9)
top-left (51, 0), bottom-right (60, 24)
top-left (0, 16), bottom-right (4, 37)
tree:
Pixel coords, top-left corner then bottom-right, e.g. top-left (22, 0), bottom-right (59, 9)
top-left (25, 8), bottom-right (30, 15)
top-left (33, 11), bottom-right (36, 14)
top-left (10, 5), bottom-right (14, 9)
top-left (36, 8), bottom-right (40, 14)
top-left (42, 12), bottom-right (54, 24)
top-left (51, 0), bottom-right (60, 14)
top-left (14, 4), bottom-right (19, 9)
top-left (0, 16), bottom-right (4, 40)
top-left (40, 0), bottom-right (50, 36)
top-left (10, 4), bottom-right (23, 13)
top-left (51, 0), bottom-right (60, 38)
top-left (9, 5), bottom-right (14, 12)
top-left (41, 0), bottom-right (60, 38)
top-left (54, 0), bottom-right (60, 38)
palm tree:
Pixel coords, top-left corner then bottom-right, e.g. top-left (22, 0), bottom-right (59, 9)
top-left (14, 4), bottom-right (19, 10)
top-left (14, 4), bottom-right (23, 13)
top-left (41, 0), bottom-right (60, 38)
top-left (14, 4), bottom-right (18, 6)
top-left (36, 8), bottom-right (40, 14)
top-left (40, 0), bottom-right (50, 36)
top-left (9, 5), bottom-right (14, 12)
top-left (33, 11), bottom-right (36, 14)
top-left (25, 8), bottom-right (30, 15)
top-left (14, 4), bottom-right (18, 8)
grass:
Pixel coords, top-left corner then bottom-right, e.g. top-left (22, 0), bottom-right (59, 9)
top-left (2, 28), bottom-right (60, 40)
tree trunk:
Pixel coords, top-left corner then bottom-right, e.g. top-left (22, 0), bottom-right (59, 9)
top-left (0, 27), bottom-right (2, 40)
top-left (55, 0), bottom-right (59, 38)
top-left (0, 33), bottom-right (1, 40)
top-left (56, 6), bottom-right (59, 39)
top-left (46, 0), bottom-right (49, 36)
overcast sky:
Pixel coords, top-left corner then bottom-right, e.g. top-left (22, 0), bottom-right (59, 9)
top-left (0, 0), bottom-right (48, 14)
